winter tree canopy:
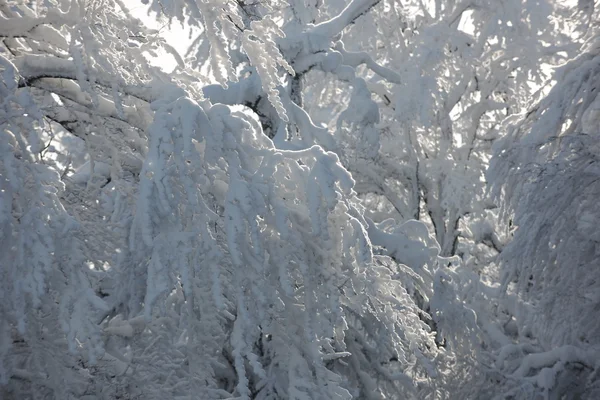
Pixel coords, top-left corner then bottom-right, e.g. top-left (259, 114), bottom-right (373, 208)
top-left (1, 0), bottom-right (599, 398)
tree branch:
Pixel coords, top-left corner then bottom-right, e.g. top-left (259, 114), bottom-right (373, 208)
top-left (309, 0), bottom-right (382, 41)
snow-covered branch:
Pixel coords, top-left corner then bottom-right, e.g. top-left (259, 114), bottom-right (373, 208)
top-left (310, 0), bottom-right (382, 40)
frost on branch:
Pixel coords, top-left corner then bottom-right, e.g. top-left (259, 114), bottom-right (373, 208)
top-left (488, 27), bottom-right (600, 397)
top-left (6, 0), bottom-right (593, 397)
top-left (148, 0), bottom-right (296, 120)
top-left (114, 90), bottom-right (438, 398)
top-left (145, 0), bottom-right (242, 85)
top-left (242, 18), bottom-right (295, 122)
top-left (1, 54), bottom-right (107, 397)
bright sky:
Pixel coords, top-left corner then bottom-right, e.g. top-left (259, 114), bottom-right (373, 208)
top-left (126, 1), bottom-right (194, 71)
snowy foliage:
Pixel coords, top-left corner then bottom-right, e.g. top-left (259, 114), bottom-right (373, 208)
top-left (2, 0), bottom-right (599, 398)
top-left (0, 0), bottom-right (443, 398)
top-left (488, 4), bottom-right (600, 398)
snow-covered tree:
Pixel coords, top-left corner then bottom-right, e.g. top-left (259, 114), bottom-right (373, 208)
top-left (3, 0), bottom-right (599, 398)
top-left (0, 0), bottom-right (449, 398)
top-left (288, 3), bottom-right (587, 396)
top-left (488, 3), bottom-right (600, 397)
top-left (298, 0), bottom-right (571, 260)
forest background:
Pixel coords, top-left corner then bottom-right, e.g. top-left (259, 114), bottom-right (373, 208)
top-left (1, 0), bottom-right (600, 398)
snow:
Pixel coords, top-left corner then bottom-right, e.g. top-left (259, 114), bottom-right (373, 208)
top-left (2, 0), bottom-right (599, 398)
